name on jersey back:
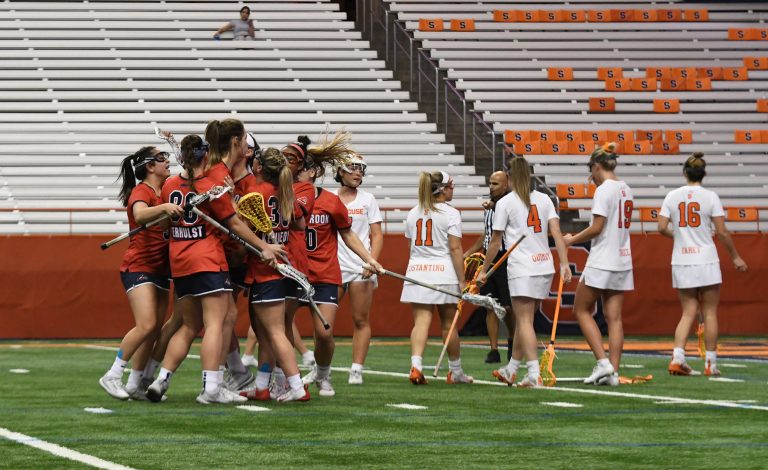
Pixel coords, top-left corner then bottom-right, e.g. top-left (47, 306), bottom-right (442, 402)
top-left (171, 225), bottom-right (206, 240)
top-left (408, 264), bottom-right (446, 272)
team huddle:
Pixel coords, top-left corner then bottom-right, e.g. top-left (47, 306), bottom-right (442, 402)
top-left (99, 123), bottom-right (749, 404)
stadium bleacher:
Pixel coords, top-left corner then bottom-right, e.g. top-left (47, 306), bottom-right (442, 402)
top-left (0, 0), bottom-right (484, 234)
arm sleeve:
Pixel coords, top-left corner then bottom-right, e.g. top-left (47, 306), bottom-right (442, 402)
top-left (404, 210), bottom-right (414, 239)
top-left (544, 196), bottom-right (559, 221)
top-left (711, 192), bottom-right (725, 218)
top-left (659, 193), bottom-right (673, 218)
top-left (491, 198), bottom-right (509, 232)
top-left (591, 186), bottom-right (609, 217)
top-left (367, 194), bottom-right (383, 224)
top-left (128, 185), bottom-right (153, 211)
top-left (210, 192), bottom-right (236, 221)
top-left (447, 208), bottom-right (462, 238)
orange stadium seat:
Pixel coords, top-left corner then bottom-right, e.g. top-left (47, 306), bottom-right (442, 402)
top-left (647, 67), bottom-right (673, 80)
top-left (548, 67), bottom-right (574, 81)
top-left (665, 130), bottom-right (694, 144)
top-left (757, 100), bottom-right (768, 113)
top-left (634, 9), bottom-right (658, 22)
top-left (568, 141), bottom-right (592, 155)
top-left (597, 67), bottom-right (623, 80)
top-left (683, 9), bottom-right (709, 22)
top-left (450, 19), bottom-right (475, 32)
top-left (660, 78), bottom-right (687, 91)
top-left (610, 10), bottom-right (634, 22)
top-left (607, 130), bottom-right (635, 146)
top-left (630, 78), bottom-right (657, 92)
top-left (418, 19), bottom-right (444, 31)
top-left (512, 141), bottom-right (542, 154)
top-left (727, 208), bottom-right (759, 222)
top-left (589, 97), bottom-right (616, 112)
top-left (658, 9), bottom-right (683, 22)
top-left (492, 10), bottom-right (518, 22)
top-left (533, 130), bottom-right (555, 142)
top-left (653, 141), bottom-right (680, 154)
top-left (563, 10), bottom-right (587, 22)
top-left (541, 141), bottom-right (569, 154)
top-left (743, 57), bottom-right (768, 70)
top-left (722, 67), bottom-right (749, 81)
top-left (556, 183), bottom-right (595, 201)
top-left (586, 10), bottom-right (611, 23)
top-left (605, 78), bottom-right (631, 92)
top-left (728, 28), bottom-right (761, 40)
top-left (582, 130), bottom-right (608, 144)
top-left (504, 130), bottom-right (530, 144)
top-left (734, 130), bottom-right (763, 144)
top-left (671, 67), bottom-right (697, 80)
top-left (640, 208), bottom-right (661, 222)
top-left (697, 67), bottom-right (724, 80)
top-left (636, 129), bottom-right (662, 142)
top-left (540, 10), bottom-right (564, 22)
top-left (653, 99), bottom-right (680, 113)
top-left (686, 78), bottom-right (712, 91)
top-left (625, 141), bottom-right (652, 155)
top-left (520, 10), bottom-right (541, 22)
top-left (555, 130), bottom-right (580, 142)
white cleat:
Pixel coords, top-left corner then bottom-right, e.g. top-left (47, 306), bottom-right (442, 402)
top-left (301, 366), bottom-right (318, 385)
top-left (196, 386), bottom-right (248, 405)
top-left (146, 377), bottom-right (170, 403)
top-left (597, 372), bottom-right (620, 387)
top-left (269, 375), bottom-right (289, 400)
top-left (302, 351), bottom-right (316, 368)
top-left (276, 386), bottom-right (310, 403)
top-left (99, 374), bottom-right (129, 400)
top-left (126, 387), bottom-right (149, 402)
top-left (241, 355), bottom-right (258, 369)
top-left (224, 370), bottom-right (255, 392)
top-left (348, 369), bottom-right (363, 385)
top-left (314, 378), bottom-right (336, 397)
top-left (584, 362), bottom-right (615, 385)
top-left (516, 375), bottom-right (543, 388)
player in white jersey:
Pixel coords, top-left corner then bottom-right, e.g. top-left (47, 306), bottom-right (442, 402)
top-left (401, 171), bottom-right (473, 385)
top-left (478, 157), bottom-right (572, 387)
top-left (332, 154), bottom-right (384, 385)
top-left (564, 143), bottom-right (633, 386)
top-left (658, 153), bottom-right (748, 377)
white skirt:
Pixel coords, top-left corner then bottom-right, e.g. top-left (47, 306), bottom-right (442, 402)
top-left (580, 266), bottom-right (634, 291)
top-left (508, 274), bottom-right (554, 300)
top-left (672, 262), bottom-right (722, 289)
top-left (400, 283), bottom-right (458, 305)
top-left (341, 270), bottom-right (378, 287)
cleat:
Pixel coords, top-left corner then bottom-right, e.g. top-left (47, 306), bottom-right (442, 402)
top-left (492, 368), bottom-right (516, 387)
top-left (314, 378), bottom-right (336, 397)
top-left (409, 367), bottom-right (427, 385)
top-left (446, 371), bottom-right (474, 384)
top-left (241, 355), bottom-right (258, 369)
top-left (348, 369), bottom-right (363, 385)
top-left (269, 374), bottom-right (289, 400)
top-left (240, 387), bottom-right (270, 401)
top-left (196, 386), bottom-right (248, 405)
top-left (668, 360), bottom-right (700, 376)
top-left (225, 370), bottom-right (255, 392)
top-left (704, 361), bottom-right (720, 377)
top-left (597, 372), bottom-right (619, 387)
top-left (99, 374), bottom-right (129, 400)
top-left (301, 366), bottom-right (318, 385)
top-left (139, 377), bottom-right (154, 393)
top-left (146, 377), bottom-right (170, 403)
top-left (584, 362), bottom-right (615, 385)
top-left (302, 352), bottom-right (316, 368)
top-left (126, 387), bottom-right (149, 402)
top-left (516, 376), bottom-right (543, 388)
top-left (485, 349), bottom-right (501, 364)
top-left (276, 385), bottom-right (310, 403)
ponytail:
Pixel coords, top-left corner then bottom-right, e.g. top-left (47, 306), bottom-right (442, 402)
top-left (506, 156), bottom-right (532, 209)
top-left (588, 142), bottom-right (619, 172)
top-left (205, 118), bottom-right (245, 170)
top-left (683, 151), bottom-right (706, 183)
top-left (278, 166), bottom-right (295, 223)
top-left (180, 134), bottom-right (208, 192)
top-left (117, 146), bottom-right (154, 207)
top-left (418, 171), bottom-right (446, 213)
top-left (261, 147), bottom-right (296, 223)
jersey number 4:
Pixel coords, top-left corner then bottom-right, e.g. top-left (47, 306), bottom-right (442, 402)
top-left (414, 218), bottom-right (434, 246)
top-left (527, 204), bottom-right (542, 233)
top-left (677, 202), bottom-right (701, 227)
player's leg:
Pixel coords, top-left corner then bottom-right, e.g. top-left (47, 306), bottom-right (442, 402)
top-left (700, 284), bottom-right (721, 376)
top-left (438, 303), bottom-right (473, 384)
top-left (669, 288), bottom-right (700, 375)
top-left (510, 296), bottom-right (540, 387)
top-left (409, 303), bottom-right (432, 384)
top-left (347, 280), bottom-right (374, 383)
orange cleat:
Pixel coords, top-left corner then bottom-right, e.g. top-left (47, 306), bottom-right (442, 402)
top-left (516, 376), bottom-right (543, 388)
top-left (446, 371), bottom-right (474, 384)
top-left (492, 369), bottom-right (516, 386)
top-left (409, 367), bottom-right (428, 385)
top-left (668, 360), bottom-right (697, 376)
top-left (240, 388), bottom-right (270, 401)
top-left (704, 361), bottom-right (721, 377)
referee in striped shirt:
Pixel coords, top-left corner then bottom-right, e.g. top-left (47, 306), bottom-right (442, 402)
top-left (463, 171), bottom-right (515, 363)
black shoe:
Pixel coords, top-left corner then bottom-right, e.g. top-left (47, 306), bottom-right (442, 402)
top-left (485, 349), bottom-right (501, 364)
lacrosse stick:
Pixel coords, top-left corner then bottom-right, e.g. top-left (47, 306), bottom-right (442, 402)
top-left (192, 203), bottom-right (331, 330)
top-left (155, 127), bottom-right (183, 165)
top-left (432, 252), bottom-right (484, 377)
top-left (539, 276), bottom-right (565, 387)
top-left (101, 185), bottom-right (230, 250)
top-left (696, 311), bottom-right (706, 360)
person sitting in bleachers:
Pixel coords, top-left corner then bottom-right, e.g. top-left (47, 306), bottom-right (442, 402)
top-left (213, 6), bottom-right (255, 41)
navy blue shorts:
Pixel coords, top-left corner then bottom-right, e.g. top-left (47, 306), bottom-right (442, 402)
top-left (479, 259), bottom-right (511, 307)
top-left (229, 263), bottom-right (249, 291)
top-left (299, 283), bottom-right (340, 306)
top-left (249, 278), bottom-right (297, 304)
top-left (173, 271), bottom-right (232, 299)
top-left (120, 271), bottom-right (170, 293)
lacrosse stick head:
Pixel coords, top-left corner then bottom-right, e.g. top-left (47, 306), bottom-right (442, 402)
top-left (154, 127), bottom-right (184, 166)
top-left (539, 346), bottom-right (557, 387)
top-left (464, 252), bottom-right (485, 282)
top-left (237, 192), bottom-right (273, 234)
top-left (275, 263), bottom-right (315, 300)
top-left (696, 321), bottom-right (706, 360)
top-left (461, 293), bottom-right (506, 319)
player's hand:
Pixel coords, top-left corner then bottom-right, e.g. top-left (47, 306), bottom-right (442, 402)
top-left (481, 199), bottom-right (494, 210)
top-left (475, 271), bottom-right (487, 287)
top-left (563, 233), bottom-right (574, 247)
top-left (162, 203), bottom-right (185, 219)
top-left (560, 262), bottom-right (572, 283)
top-left (224, 175), bottom-right (235, 191)
top-left (362, 260), bottom-right (383, 278)
top-left (262, 244), bottom-right (286, 267)
top-left (733, 256), bottom-right (748, 272)
top-left (459, 280), bottom-right (467, 293)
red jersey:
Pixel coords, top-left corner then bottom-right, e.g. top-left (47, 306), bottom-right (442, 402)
top-left (120, 182), bottom-right (169, 275)
top-left (161, 174), bottom-right (235, 277)
top-left (306, 188), bottom-right (352, 285)
top-left (288, 181), bottom-right (315, 274)
top-left (222, 171), bottom-right (257, 259)
top-left (243, 180), bottom-right (303, 283)
top-left (204, 163), bottom-right (240, 256)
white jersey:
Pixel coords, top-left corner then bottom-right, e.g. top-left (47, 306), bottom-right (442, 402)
top-left (660, 185), bottom-right (724, 265)
top-left (493, 190), bottom-right (558, 279)
top-left (586, 179), bottom-right (634, 271)
top-left (333, 189), bottom-right (383, 274)
top-left (404, 202), bottom-right (462, 284)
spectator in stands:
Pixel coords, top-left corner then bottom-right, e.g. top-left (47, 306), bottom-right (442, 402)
top-left (213, 6), bottom-right (255, 41)
top-left (463, 170), bottom-right (514, 364)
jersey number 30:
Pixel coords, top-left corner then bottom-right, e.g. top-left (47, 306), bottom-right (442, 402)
top-left (414, 218), bottom-right (434, 246)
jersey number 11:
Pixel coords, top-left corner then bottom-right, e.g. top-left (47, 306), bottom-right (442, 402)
top-left (414, 218), bottom-right (434, 246)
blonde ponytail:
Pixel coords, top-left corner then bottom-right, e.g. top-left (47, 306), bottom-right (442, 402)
top-left (278, 165), bottom-right (295, 223)
top-left (507, 156), bottom-right (532, 209)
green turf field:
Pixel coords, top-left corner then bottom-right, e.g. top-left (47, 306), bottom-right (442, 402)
top-left (1, 339), bottom-right (767, 469)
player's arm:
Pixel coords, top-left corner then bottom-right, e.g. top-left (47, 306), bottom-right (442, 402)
top-left (549, 218), bottom-right (573, 282)
top-left (133, 200), bottom-right (183, 226)
top-left (369, 222), bottom-right (383, 260)
top-left (563, 215), bottom-right (605, 246)
top-left (224, 215), bottom-right (286, 266)
top-left (477, 230), bottom-right (502, 286)
top-left (448, 234), bottom-right (466, 292)
top-left (657, 215), bottom-right (674, 238)
top-left (339, 228), bottom-right (382, 273)
top-left (712, 216), bottom-right (748, 271)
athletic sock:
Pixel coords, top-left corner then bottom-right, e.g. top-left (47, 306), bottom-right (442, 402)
top-left (316, 366), bottom-right (331, 381)
top-left (705, 351), bottom-right (717, 367)
top-left (506, 358), bottom-right (521, 376)
top-left (256, 363), bottom-right (272, 389)
top-left (526, 360), bottom-right (540, 380)
top-left (302, 350), bottom-right (316, 364)
top-left (143, 359), bottom-right (160, 380)
top-left (157, 367), bottom-right (173, 383)
top-left (350, 363), bottom-right (363, 373)
top-left (218, 365), bottom-right (226, 383)
top-left (598, 358), bottom-right (611, 368)
top-left (107, 355), bottom-right (128, 379)
top-left (672, 347), bottom-right (686, 364)
top-left (125, 369), bottom-right (143, 393)
top-left (203, 370), bottom-right (220, 395)
top-left (287, 374), bottom-right (303, 392)
top-left (227, 350), bottom-right (247, 375)
top-left (448, 358), bottom-right (462, 376)
top-left (411, 355), bottom-right (423, 372)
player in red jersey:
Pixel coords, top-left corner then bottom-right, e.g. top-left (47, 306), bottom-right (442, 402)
top-left (238, 147), bottom-right (311, 402)
top-left (99, 146), bottom-right (183, 401)
top-left (146, 130), bottom-right (285, 405)
top-left (294, 157), bottom-right (383, 397)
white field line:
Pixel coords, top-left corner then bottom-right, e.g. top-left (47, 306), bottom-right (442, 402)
top-left (0, 427), bottom-right (136, 470)
top-left (82, 344), bottom-right (200, 359)
top-left (82, 344), bottom-right (768, 412)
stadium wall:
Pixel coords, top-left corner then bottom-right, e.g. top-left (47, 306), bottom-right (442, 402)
top-left (0, 234), bottom-right (765, 339)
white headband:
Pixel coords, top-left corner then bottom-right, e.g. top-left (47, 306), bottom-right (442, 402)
top-left (432, 171), bottom-right (453, 194)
